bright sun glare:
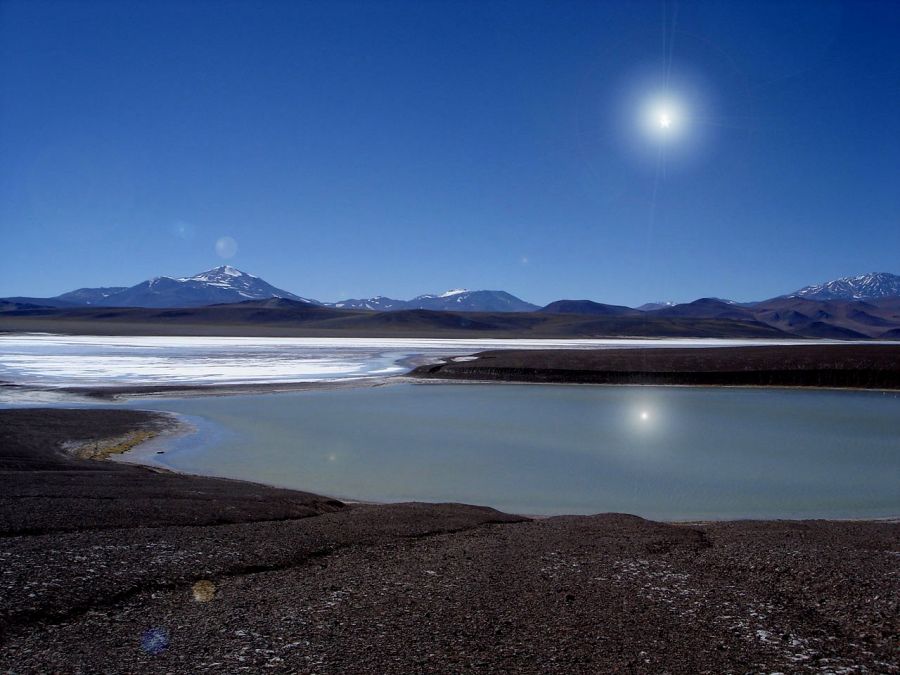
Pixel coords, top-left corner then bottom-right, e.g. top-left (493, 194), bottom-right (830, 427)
top-left (639, 95), bottom-right (685, 142)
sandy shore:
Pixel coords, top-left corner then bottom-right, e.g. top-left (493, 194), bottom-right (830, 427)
top-left (60, 375), bottom-right (400, 400)
top-left (1, 408), bottom-right (897, 673)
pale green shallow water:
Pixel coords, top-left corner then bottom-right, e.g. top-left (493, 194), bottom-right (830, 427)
top-left (131, 384), bottom-right (900, 520)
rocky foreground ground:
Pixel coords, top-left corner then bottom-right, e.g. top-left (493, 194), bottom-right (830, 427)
top-left (0, 409), bottom-right (897, 673)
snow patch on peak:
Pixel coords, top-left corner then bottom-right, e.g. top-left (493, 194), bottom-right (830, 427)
top-left (183, 266), bottom-right (257, 282)
top-left (637, 301), bottom-right (676, 311)
top-left (790, 272), bottom-right (900, 301)
top-left (414, 289), bottom-right (471, 300)
top-left (217, 265), bottom-right (243, 277)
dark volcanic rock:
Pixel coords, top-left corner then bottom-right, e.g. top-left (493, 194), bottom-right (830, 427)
top-left (412, 344), bottom-right (900, 389)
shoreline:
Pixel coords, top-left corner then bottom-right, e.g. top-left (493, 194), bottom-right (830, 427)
top-left (1, 342), bottom-right (896, 402)
top-left (64, 410), bottom-right (188, 462)
top-left (64, 375), bottom-right (400, 400)
top-left (11, 371), bottom-right (900, 406)
top-left (110, 412), bottom-right (378, 509)
top-left (410, 344), bottom-right (900, 390)
top-left (109, 410), bottom-right (198, 470)
top-left (404, 374), bottom-right (900, 395)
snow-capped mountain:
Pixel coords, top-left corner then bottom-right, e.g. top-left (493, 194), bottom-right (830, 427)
top-left (410, 289), bottom-right (539, 312)
top-left (789, 273), bottom-right (900, 301)
top-left (177, 266), bottom-right (318, 303)
top-left (13, 269), bottom-right (898, 316)
top-left (326, 289), bottom-right (538, 313)
top-left (34, 273), bottom-right (535, 312)
top-left (417, 289), bottom-right (470, 300)
top-left (56, 266), bottom-right (318, 308)
top-left (329, 296), bottom-right (409, 311)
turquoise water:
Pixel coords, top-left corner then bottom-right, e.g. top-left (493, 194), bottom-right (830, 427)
top-left (131, 384), bottom-right (900, 520)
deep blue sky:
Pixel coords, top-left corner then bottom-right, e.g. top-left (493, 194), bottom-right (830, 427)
top-left (1, 0), bottom-right (898, 305)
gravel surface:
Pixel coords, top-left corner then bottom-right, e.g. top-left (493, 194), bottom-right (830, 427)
top-left (412, 344), bottom-right (900, 389)
top-left (1, 408), bottom-right (897, 673)
top-left (0, 409), bottom-right (345, 536)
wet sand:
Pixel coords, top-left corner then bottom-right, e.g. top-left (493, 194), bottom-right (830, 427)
top-left (1, 408), bottom-right (897, 673)
top-left (61, 375), bottom-right (399, 401)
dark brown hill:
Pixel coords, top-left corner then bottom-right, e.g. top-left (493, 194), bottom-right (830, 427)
top-left (0, 301), bottom-right (787, 339)
top-left (651, 298), bottom-right (757, 321)
top-left (5, 291), bottom-right (900, 338)
top-left (539, 300), bottom-right (640, 316)
top-left (753, 297), bottom-right (899, 338)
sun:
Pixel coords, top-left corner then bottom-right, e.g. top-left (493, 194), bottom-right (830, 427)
top-left (638, 95), bottom-right (685, 141)
top-left (640, 410), bottom-right (650, 421)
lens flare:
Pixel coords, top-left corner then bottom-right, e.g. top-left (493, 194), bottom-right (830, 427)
top-left (215, 236), bottom-right (238, 259)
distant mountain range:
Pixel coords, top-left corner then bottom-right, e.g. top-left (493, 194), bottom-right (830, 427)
top-left (0, 298), bottom-right (789, 340)
top-left (4, 267), bottom-right (540, 313)
top-left (6, 267), bottom-right (315, 309)
top-left (3, 268), bottom-right (900, 339)
top-left (330, 289), bottom-right (538, 313)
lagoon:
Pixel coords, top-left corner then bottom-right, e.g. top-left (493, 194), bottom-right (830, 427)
top-left (130, 383), bottom-right (900, 520)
